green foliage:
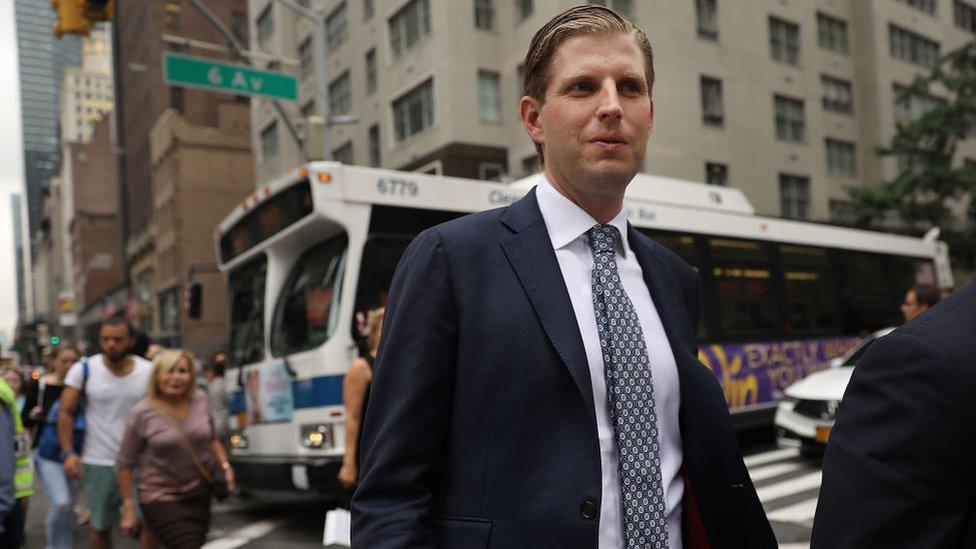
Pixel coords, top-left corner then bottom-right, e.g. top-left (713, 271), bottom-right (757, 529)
top-left (849, 40), bottom-right (976, 268)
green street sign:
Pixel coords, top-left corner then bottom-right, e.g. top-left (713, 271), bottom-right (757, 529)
top-left (163, 53), bottom-right (298, 101)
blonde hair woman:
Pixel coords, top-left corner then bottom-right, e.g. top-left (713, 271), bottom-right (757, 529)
top-left (116, 350), bottom-right (236, 548)
top-left (338, 307), bottom-right (384, 489)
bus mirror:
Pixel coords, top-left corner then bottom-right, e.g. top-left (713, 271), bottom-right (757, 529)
top-left (184, 282), bottom-right (202, 319)
top-left (304, 116), bottom-right (326, 161)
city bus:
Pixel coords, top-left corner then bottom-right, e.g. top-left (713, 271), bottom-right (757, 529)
top-left (213, 162), bottom-right (952, 492)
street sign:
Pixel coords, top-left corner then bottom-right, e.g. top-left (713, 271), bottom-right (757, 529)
top-left (163, 52), bottom-right (298, 101)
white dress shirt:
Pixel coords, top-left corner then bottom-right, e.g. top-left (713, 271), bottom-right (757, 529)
top-left (535, 177), bottom-right (684, 549)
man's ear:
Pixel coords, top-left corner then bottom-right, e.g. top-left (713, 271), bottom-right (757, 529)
top-left (519, 95), bottom-right (544, 147)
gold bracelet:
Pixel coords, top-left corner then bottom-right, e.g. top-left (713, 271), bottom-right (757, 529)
top-left (220, 461), bottom-right (231, 470)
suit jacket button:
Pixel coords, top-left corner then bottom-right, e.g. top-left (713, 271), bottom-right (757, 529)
top-left (580, 499), bottom-right (598, 520)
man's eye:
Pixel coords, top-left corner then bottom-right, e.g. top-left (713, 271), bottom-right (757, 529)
top-left (570, 81), bottom-right (593, 92)
top-left (622, 81), bottom-right (641, 93)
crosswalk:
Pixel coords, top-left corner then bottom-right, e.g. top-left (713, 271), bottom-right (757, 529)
top-left (745, 446), bottom-right (823, 548)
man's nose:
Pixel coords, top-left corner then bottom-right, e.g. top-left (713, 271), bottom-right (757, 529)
top-left (596, 82), bottom-right (623, 121)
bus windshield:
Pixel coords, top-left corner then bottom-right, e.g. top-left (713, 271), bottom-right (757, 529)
top-left (228, 255), bottom-right (267, 366)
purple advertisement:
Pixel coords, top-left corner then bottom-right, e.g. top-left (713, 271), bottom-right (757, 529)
top-left (698, 336), bottom-right (861, 409)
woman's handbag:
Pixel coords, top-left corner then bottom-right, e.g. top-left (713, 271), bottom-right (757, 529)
top-left (151, 402), bottom-right (232, 501)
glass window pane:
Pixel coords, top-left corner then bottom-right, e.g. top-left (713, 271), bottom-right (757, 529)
top-left (228, 256), bottom-right (267, 365)
top-left (780, 245), bottom-right (839, 336)
top-left (709, 238), bottom-right (776, 339)
top-left (271, 235), bottom-right (348, 356)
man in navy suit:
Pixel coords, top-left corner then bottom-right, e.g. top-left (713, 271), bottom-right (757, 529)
top-left (352, 6), bottom-right (775, 548)
top-left (811, 281), bottom-right (976, 548)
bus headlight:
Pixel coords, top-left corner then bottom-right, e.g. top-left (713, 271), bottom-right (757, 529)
top-left (300, 424), bottom-right (335, 450)
top-left (229, 430), bottom-right (249, 450)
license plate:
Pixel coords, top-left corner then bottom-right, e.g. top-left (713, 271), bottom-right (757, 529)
top-left (815, 426), bottom-right (831, 443)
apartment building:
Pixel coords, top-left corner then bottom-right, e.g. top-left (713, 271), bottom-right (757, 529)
top-left (247, 0), bottom-right (976, 222)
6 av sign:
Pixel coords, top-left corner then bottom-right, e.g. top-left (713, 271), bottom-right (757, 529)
top-left (163, 53), bottom-right (298, 101)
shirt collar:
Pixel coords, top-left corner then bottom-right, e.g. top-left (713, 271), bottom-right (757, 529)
top-left (535, 174), bottom-right (630, 256)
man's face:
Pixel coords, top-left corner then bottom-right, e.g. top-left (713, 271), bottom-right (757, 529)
top-left (900, 290), bottom-right (928, 322)
top-left (99, 323), bottom-right (133, 361)
top-left (522, 32), bottom-right (653, 197)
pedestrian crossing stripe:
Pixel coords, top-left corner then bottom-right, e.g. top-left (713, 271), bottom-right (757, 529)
top-left (743, 447), bottom-right (823, 527)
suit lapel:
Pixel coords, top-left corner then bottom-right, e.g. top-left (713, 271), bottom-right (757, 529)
top-left (499, 189), bottom-right (595, 418)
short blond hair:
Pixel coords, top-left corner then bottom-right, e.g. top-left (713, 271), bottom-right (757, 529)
top-left (521, 5), bottom-right (654, 164)
top-left (148, 349), bottom-right (197, 400)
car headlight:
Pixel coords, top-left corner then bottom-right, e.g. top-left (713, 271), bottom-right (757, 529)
top-left (229, 429), bottom-right (249, 450)
top-left (300, 423), bottom-right (336, 450)
top-left (824, 399), bottom-right (841, 420)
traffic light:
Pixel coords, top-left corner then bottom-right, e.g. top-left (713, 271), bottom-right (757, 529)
top-left (49, 336), bottom-right (61, 346)
top-left (185, 282), bottom-right (202, 319)
top-left (53, 0), bottom-right (90, 38)
top-left (52, 0), bottom-right (113, 38)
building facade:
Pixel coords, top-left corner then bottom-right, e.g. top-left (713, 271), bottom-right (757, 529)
top-left (13, 0), bottom-right (81, 257)
top-left (114, 0), bottom-right (251, 326)
top-left (62, 29), bottom-right (114, 144)
top-left (248, 0), bottom-right (976, 222)
top-left (149, 104), bottom-right (254, 356)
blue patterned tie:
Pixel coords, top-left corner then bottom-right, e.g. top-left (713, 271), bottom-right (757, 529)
top-left (587, 224), bottom-right (669, 549)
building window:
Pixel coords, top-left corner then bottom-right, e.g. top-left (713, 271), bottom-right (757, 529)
top-left (298, 37), bottom-right (313, 78)
top-left (516, 0), bottom-right (533, 21)
top-left (895, 0), bottom-right (936, 14)
top-left (475, 0), bottom-right (494, 30)
top-left (301, 99), bottom-right (316, 119)
top-left (170, 87), bottom-right (184, 113)
top-left (821, 75), bottom-right (853, 114)
top-left (393, 78), bottom-right (435, 141)
top-left (893, 83), bottom-right (944, 123)
top-left (364, 0), bottom-right (374, 20)
top-left (257, 4), bottom-right (274, 46)
top-left (390, 0), bottom-right (431, 57)
top-left (327, 2), bottom-right (348, 50)
top-left (889, 25), bottom-right (940, 67)
top-left (334, 142), bottom-right (353, 164)
top-left (956, 0), bottom-right (976, 32)
top-left (826, 139), bottom-right (856, 177)
top-left (706, 162), bottom-right (728, 186)
top-left (261, 121), bottom-right (278, 159)
top-left (769, 16), bottom-right (800, 65)
top-left (696, 0), bottom-right (718, 39)
top-left (774, 95), bottom-right (805, 142)
top-left (586, 0), bottom-right (633, 17)
top-left (780, 174), bottom-right (810, 220)
top-left (329, 72), bottom-right (351, 115)
top-left (478, 71), bottom-right (501, 123)
top-left (368, 124), bottom-right (381, 167)
top-left (817, 13), bottom-right (848, 54)
top-left (365, 48), bottom-right (378, 94)
top-left (700, 76), bottom-right (724, 127)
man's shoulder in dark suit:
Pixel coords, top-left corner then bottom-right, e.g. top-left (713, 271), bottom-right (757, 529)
top-left (812, 282), bottom-right (976, 549)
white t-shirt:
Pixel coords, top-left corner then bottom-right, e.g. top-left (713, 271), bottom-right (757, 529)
top-left (64, 354), bottom-right (153, 466)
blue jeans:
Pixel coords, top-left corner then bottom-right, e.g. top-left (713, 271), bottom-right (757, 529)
top-left (34, 453), bottom-right (79, 549)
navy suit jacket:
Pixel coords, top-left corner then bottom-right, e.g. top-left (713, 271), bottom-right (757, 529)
top-left (352, 189), bottom-right (775, 548)
top-left (812, 282), bottom-right (976, 548)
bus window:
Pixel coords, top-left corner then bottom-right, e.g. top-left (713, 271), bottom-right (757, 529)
top-left (779, 245), bottom-right (839, 336)
top-left (354, 235), bottom-right (413, 315)
top-left (228, 255), bottom-right (267, 366)
top-left (271, 235), bottom-right (348, 357)
top-left (833, 250), bottom-right (904, 334)
top-left (708, 238), bottom-right (776, 340)
top-left (640, 229), bottom-right (708, 340)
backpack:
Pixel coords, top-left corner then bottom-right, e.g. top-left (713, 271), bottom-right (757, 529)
top-left (36, 359), bottom-right (89, 462)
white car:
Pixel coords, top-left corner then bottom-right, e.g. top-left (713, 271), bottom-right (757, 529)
top-left (774, 327), bottom-right (896, 455)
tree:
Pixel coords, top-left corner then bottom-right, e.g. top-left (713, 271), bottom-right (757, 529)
top-left (849, 40), bottom-right (976, 269)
